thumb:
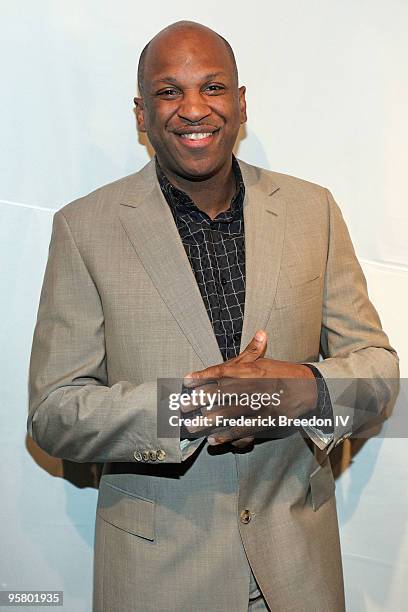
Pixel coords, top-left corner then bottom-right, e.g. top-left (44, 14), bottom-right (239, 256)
top-left (236, 330), bottom-right (267, 363)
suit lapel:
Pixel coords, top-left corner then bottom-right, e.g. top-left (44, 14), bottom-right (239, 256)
top-left (118, 158), bottom-right (222, 368)
top-left (237, 159), bottom-right (286, 351)
top-left (117, 157), bottom-right (286, 367)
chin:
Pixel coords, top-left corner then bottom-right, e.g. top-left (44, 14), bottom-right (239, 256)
top-left (176, 156), bottom-right (225, 181)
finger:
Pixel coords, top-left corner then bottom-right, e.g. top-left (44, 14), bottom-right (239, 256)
top-left (207, 420), bottom-right (260, 445)
top-left (184, 402), bottom-right (245, 433)
top-left (206, 362), bottom-right (257, 379)
top-left (208, 430), bottom-right (237, 445)
top-left (235, 330), bottom-right (267, 364)
top-left (230, 436), bottom-right (255, 449)
top-left (183, 414), bottom-right (216, 434)
top-left (181, 376), bottom-right (252, 412)
top-left (180, 381), bottom-right (220, 413)
top-left (183, 364), bottom-right (225, 387)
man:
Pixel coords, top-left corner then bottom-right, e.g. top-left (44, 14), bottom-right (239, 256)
top-left (27, 20), bottom-right (399, 612)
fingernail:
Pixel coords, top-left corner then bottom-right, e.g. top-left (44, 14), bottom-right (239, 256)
top-left (208, 436), bottom-right (217, 445)
top-left (183, 374), bottom-right (195, 386)
top-left (255, 331), bottom-right (264, 341)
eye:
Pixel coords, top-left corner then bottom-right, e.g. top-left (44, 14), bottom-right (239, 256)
top-left (157, 88), bottom-right (180, 98)
top-left (205, 84), bottom-right (225, 94)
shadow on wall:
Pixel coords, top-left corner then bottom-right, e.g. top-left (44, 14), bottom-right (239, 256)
top-left (26, 435), bottom-right (103, 489)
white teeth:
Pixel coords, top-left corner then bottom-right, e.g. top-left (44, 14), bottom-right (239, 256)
top-left (180, 132), bottom-right (212, 140)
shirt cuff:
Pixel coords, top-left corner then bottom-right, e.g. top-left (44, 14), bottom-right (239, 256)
top-left (301, 363), bottom-right (334, 450)
top-left (180, 437), bottom-right (205, 460)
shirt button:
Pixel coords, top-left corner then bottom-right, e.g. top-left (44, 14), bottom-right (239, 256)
top-left (142, 450), bottom-right (150, 462)
top-left (220, 277), bottom-right (227, 285)
top-left (233, 333), bottom-right (241, 342)
top-left (240, 509), bottom-right (251, 524)
top-left (133, 450), bottom-right (142, 462)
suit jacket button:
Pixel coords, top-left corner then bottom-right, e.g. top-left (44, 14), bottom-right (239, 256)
top-left (142, 450), bottom-right (150, 462)
top-left (240, 509), bottom-right (251, 524)
top-left (134, 450), bottom-right (142, 462)
top-left (149, 450), bottom-right (157, 461)
top-left (157, 449), bottom-right (166, 461)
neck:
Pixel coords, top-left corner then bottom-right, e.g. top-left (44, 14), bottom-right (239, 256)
top-left (157, 158), bottom-right (237, 220)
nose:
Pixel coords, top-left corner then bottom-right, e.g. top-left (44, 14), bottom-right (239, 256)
top-left (177, 89), bottom-right (211, 123)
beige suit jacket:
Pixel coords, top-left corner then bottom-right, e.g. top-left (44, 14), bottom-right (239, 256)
top-left (28, 157), bottom-right (399, 612)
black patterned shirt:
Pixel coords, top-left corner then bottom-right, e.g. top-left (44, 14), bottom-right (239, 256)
top-left (155, 155), bottom-right (245, 362)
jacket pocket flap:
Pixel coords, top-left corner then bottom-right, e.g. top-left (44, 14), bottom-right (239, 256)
top-left (97, 480), bottom-right (155, 540)
top-left (308, 458), bottom-right (335, 512)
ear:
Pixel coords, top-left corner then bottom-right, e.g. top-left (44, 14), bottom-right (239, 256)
top-left (238, 86), bottom-right (247, 125)
top-left (133, 96), bottom-right (147, 132)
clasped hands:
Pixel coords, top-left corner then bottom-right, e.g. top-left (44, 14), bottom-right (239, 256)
top-left (182, 330), bottom-right (317, 449)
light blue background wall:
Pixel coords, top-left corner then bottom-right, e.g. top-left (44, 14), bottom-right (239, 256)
top-left (1, 1), bottom-right (407, 610)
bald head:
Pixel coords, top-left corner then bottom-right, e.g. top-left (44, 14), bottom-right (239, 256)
top-left (137, 21), bottom-right (238, 96)
top-left (133, 20), bottom-right (247, 182)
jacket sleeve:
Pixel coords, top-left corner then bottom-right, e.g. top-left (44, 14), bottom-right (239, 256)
top-left (27, 210), bottom-right (183, 464)
top-left (304, 189), bottom-right (400, 453)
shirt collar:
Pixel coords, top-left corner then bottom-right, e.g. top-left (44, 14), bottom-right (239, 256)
top-left (155, 155), bottom-right (245, 221)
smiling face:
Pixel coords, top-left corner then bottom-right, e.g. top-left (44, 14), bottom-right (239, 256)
top-left (134, 24), bottom-right (247, 181)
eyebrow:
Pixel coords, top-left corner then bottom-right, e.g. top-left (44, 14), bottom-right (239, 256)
top-left (151, 72), bottom-right (227, 86)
